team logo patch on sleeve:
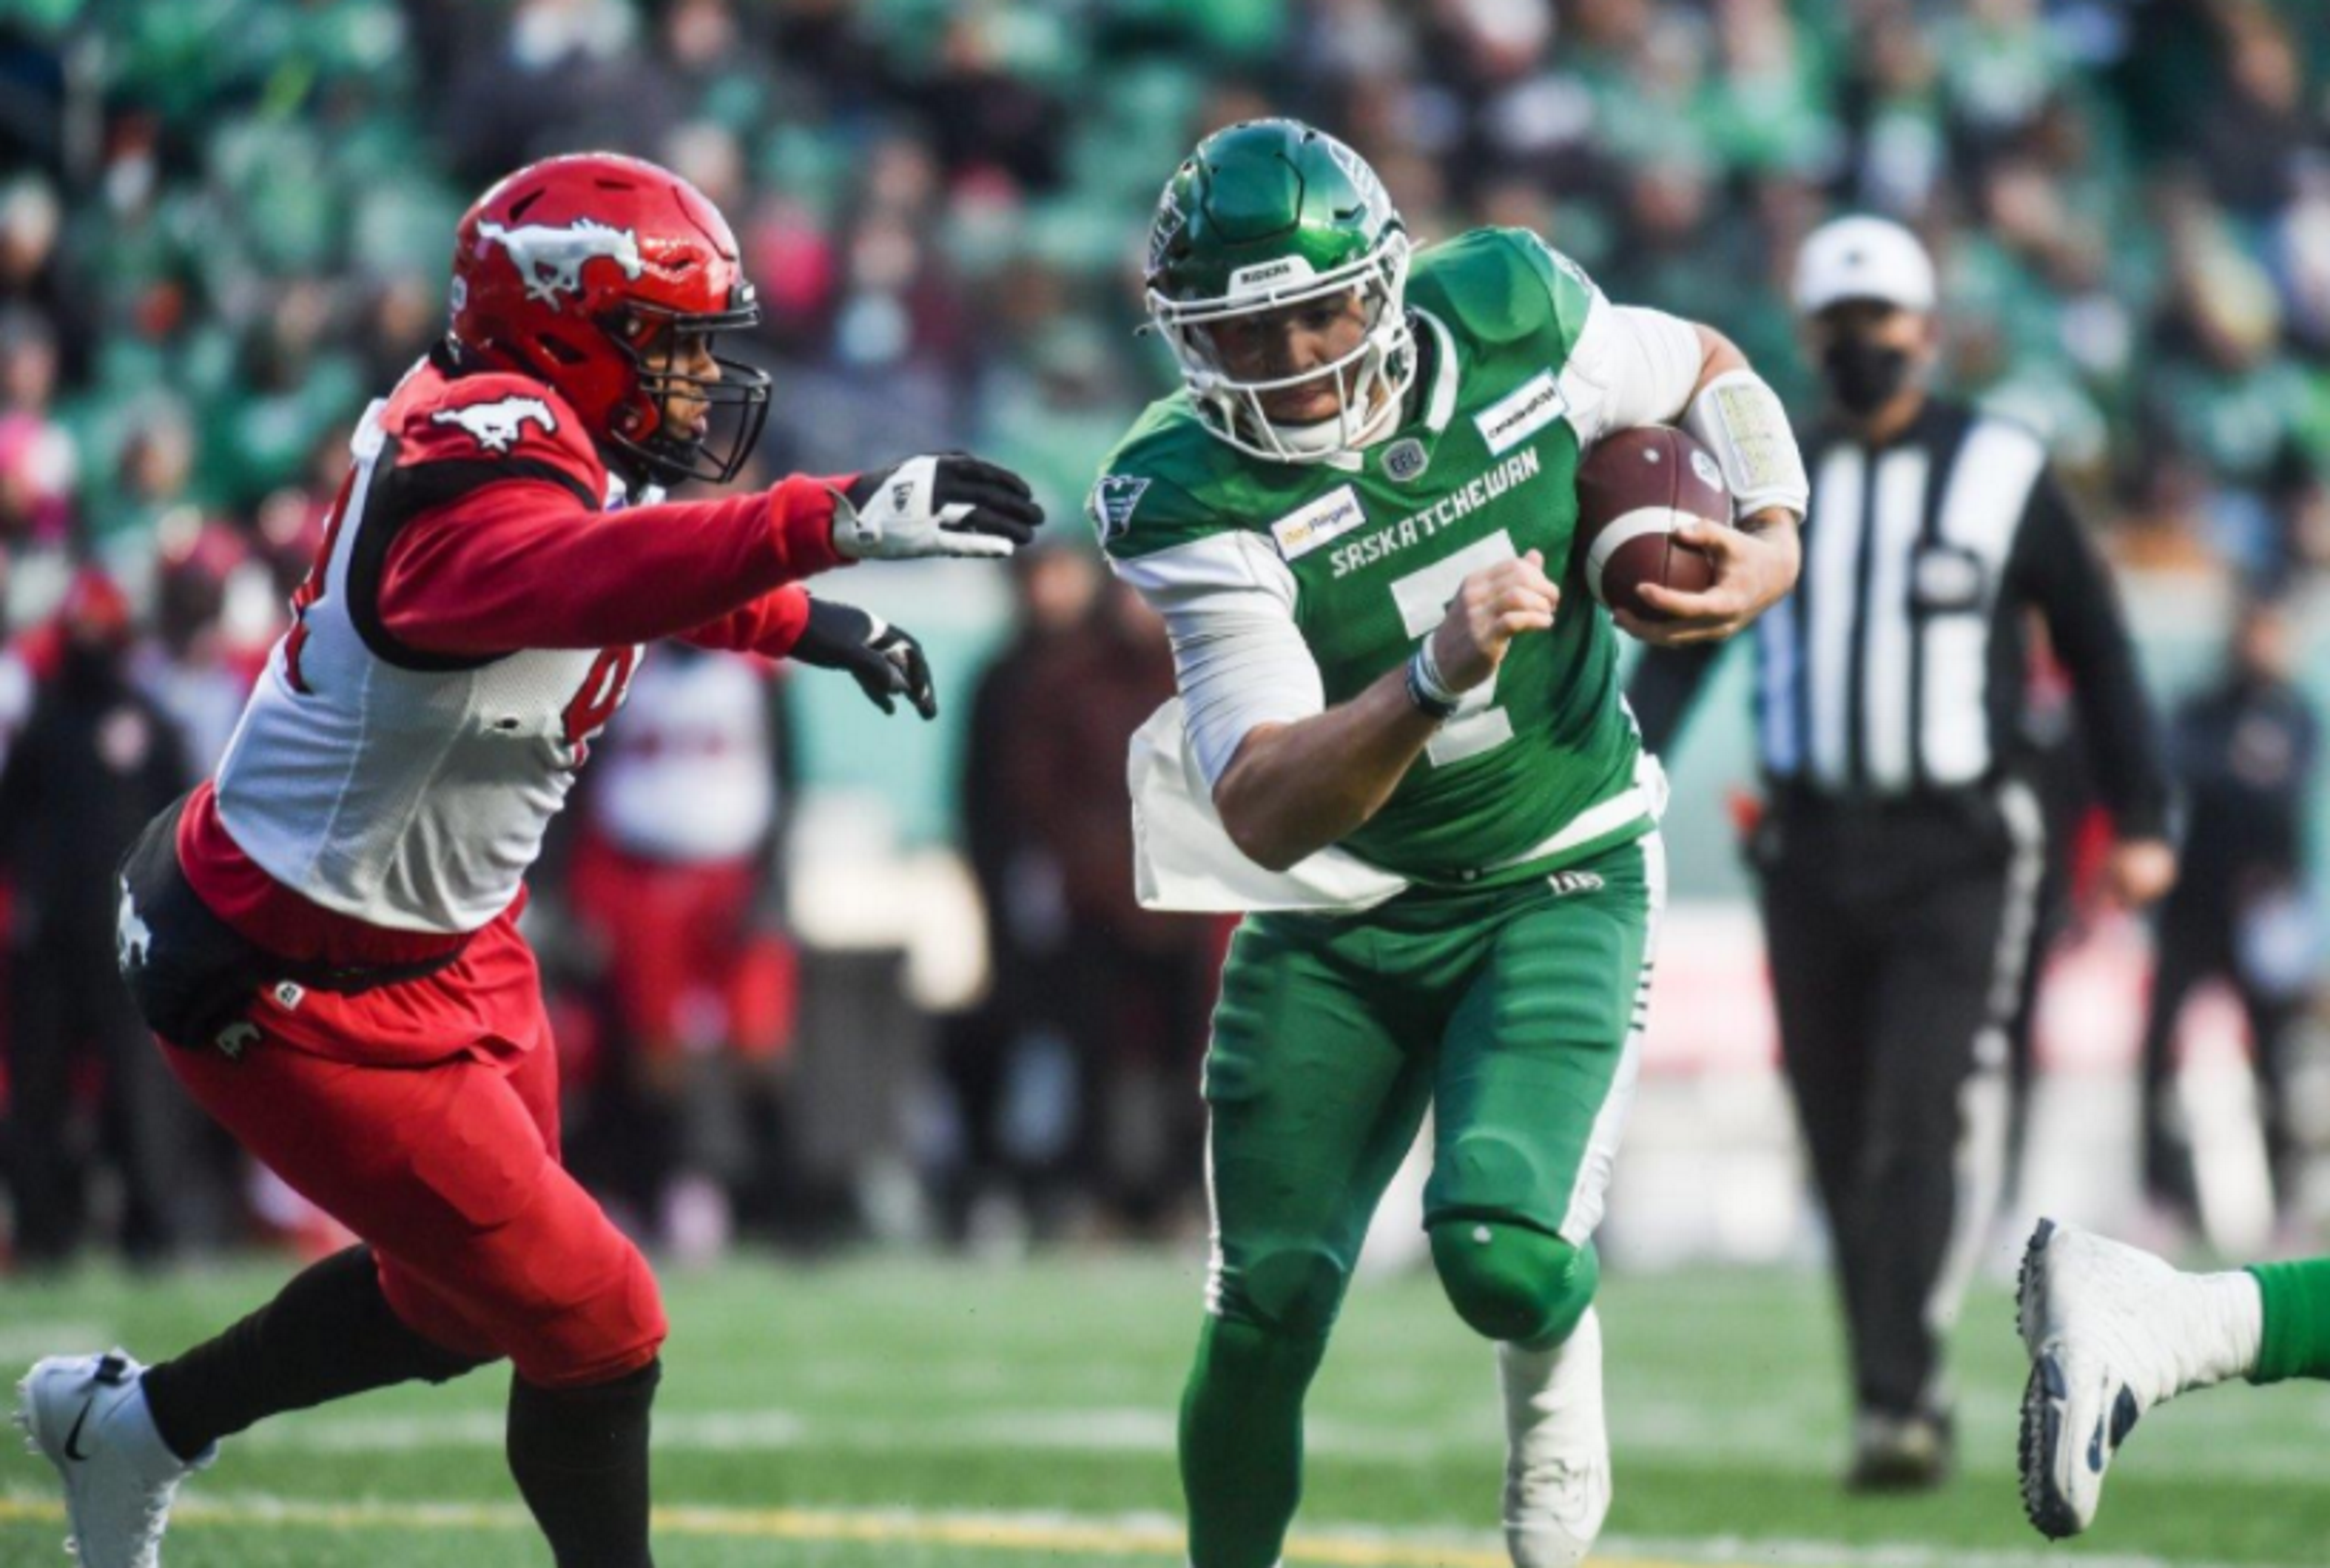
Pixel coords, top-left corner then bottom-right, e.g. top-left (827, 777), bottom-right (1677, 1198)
top-left (431, 396), bottom-right (557, 453)
top-left (1089, 474), bottom-right (1152, 543)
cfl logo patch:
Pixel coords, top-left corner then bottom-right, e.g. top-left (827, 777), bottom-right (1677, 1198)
top-left (1548, 870), bottom-right (1604, 898)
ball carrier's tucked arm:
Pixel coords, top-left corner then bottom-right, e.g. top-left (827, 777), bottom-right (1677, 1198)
top-left (1213, 326), bottom-right (1801, 873)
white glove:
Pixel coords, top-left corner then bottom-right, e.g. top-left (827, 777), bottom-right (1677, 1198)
top-left (827, 453), bottom-right (1044, 561)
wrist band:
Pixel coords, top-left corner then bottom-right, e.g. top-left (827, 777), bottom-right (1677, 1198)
top-left (1406, 645), bottom-right (1460, 720)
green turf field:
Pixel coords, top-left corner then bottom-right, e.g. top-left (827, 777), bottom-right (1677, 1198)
top-left (0, 1252), bottom-right (2321, 1567)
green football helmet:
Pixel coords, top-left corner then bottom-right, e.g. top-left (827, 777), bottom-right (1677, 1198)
top-left (1146, 119), bottom-right (1415, 463)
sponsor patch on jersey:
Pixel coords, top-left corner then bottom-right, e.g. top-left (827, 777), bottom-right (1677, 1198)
top-left (271, 981), bottom-right (306, 1012)
top-left (1089, 474), bottom-right (1151, 544)
top-left (431, 395), bottom-right (557, 453)
top-left (1548, 869), bottom-right (1606, 897)
top-left (1474, 372), bottom-right (1568, 455)
top-left (1270, 484), bottom-right (1367, 561)
top-left (1383, 437), bottom-right (1430, 483)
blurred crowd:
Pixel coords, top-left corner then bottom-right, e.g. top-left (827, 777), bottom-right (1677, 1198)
top-left (0, 0), bottom-right (2323, 1265)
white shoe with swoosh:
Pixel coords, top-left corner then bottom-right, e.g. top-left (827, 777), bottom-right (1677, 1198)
top-left (16, 1351), bottom-right (213, 1567)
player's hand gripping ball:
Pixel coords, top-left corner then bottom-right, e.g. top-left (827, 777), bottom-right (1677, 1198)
top-left (1573, 426), bottom-right (1731, 625)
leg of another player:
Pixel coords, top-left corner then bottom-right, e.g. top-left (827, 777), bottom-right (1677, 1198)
top-left (1182, 915), bottom-right (1432, 1568)
top-left (151, 1027), bottom-right (664, 1568)
top-left (2018, 1222), bottom-right (2330, 1538)
top-left (1426, 834), bottom-right (1660, 1568)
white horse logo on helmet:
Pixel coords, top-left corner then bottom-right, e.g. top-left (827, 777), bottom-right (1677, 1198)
top-left (478, 217), bottom-right (645, 308)
top-left (431, 396), bottom-right (557, 453)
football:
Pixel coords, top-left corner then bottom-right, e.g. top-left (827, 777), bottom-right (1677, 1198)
top-left (1573, 425), bottom-right (1732, 621)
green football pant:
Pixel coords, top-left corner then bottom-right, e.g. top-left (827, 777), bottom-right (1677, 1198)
top-left (1182, 833), bottom-right (1662, 1568)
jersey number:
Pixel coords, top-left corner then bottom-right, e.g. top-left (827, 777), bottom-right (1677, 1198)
top-left (282, 465), bottom-right (361, 695)
top-left (562, 647), bottom-right (638, 763)
top-left (1388, 531), bottom-right (1518, 767)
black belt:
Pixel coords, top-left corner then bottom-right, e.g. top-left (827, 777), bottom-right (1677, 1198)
top-left (115, 792), bottom-right (467, 1052)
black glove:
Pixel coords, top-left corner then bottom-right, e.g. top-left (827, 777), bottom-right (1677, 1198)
top-left (792, 597), bottom-right (938, 719)
top-left (831, 453), bottom-right (1044, 560)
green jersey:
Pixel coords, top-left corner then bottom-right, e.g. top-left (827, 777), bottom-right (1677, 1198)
top-left (1099, 227), bottom-right (1659, 894)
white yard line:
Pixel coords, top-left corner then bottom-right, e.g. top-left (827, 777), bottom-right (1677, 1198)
top-left (205, 1402), bottom-right (2330, 1481)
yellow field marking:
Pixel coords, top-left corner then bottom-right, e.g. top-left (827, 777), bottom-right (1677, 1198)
top-left (0, 1493), bottom-right (1714, 1567)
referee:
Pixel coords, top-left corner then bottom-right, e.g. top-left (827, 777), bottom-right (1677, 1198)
top-left (1630, 215), bottom-right (2176, 1490)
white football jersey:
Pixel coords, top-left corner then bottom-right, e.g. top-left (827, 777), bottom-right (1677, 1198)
top-left (213, 369), bottom-right (640, 934)
top-left (590, 651), bottom-right (780, 865)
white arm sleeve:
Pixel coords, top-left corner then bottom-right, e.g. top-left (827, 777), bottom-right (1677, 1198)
top-left (1557, 294), bottom-right (1705, 449)
top-left (1110, 531), bottom-right (1324, 789)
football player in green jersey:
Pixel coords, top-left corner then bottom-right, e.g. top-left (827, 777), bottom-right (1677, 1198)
top-left (1093, 120), bottom-right (1811, 1568)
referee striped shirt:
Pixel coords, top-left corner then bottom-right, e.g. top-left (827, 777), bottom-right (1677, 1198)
top-left (1632, 399), bottom-right (2168, 835)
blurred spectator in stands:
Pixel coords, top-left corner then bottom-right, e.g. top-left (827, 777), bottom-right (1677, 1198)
top-left (2194, 3), bottom-right (2314, 221)
top-left (2145, 176), bottom-right (2325, 579)
top-left (949, 542), bottom-right (1102, 1241)
top-left (0, 569), bottom-right (200, 1267)
top-left (0, 308), bottom-right (76, 552)
top-left (130, 518), bottom-right (267, 774)
top-left (2141, 593), bottom-right (2321, 1231)
top-left (953, 544), bottom-right (1213, 1237)
top-left (0, 181), bottom-right (87, 384)
top-left (566, 646), bottom-right (801, 1264)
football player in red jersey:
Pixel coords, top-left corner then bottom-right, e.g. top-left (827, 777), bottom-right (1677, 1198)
top-left (13, 152), bottom-right (1040, 1568)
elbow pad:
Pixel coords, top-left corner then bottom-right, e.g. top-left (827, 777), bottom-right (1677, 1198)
top-left (1682, 369), bottom-right (1809, 521)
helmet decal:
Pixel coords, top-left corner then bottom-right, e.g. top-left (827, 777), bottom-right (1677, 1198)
top-left (478, 218), bottom-right (645, 310)
top-left (1148, 183), bottom-right (1187, 279)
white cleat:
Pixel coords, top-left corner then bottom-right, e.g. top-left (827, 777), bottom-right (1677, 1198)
top-left (2016, 1219), bottom-right (2260, 1540)
top-left (16, 1351), bottom-right (214, 1567)
top-left (1498, 1307), bottom-right (1612, 1568)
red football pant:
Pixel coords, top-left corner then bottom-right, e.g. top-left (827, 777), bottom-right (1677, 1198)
top-left (162, 1015), bottom-right (665, 1389)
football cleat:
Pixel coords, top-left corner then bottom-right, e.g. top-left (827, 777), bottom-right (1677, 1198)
top-left (2016, 1219), bottom-right (2259, 1539)
top-left (16, 1351), bottom-right (214, 1568)
top-left (1498, 1308), bottom-right (1612, 1568)
top-left (1843, 1408), bottom-right (1953, 1492)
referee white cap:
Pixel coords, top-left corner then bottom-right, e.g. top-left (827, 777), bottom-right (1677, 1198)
top-left (1792, 215), bottom-right (1936, 316)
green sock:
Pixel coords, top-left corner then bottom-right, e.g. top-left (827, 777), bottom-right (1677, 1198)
top-left (2247, 1257), bottom-right (2330, 1385)
top-left (1180, 1315), bottom-right (1329, 1568)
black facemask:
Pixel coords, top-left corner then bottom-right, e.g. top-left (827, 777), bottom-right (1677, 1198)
top-left (1821, 337), bottom-right (1914, 416)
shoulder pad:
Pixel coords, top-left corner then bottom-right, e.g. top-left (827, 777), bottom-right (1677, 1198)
top-left (384, 367), bottom-right (606, 503)
top-left (1412, 228), bottom-right (1599, 354)
top-left (1091, 396), bottom-right (1283, 562)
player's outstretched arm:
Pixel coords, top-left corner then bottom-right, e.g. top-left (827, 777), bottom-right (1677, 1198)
top-left (1214, 550), bottom-right (1558, 871)
top-left (1615, 324), bottom-right (1805, 646)
top-left (788, 597), bottom-right (938, 719)
top-left (377, 455), bottom-right (1041, 658)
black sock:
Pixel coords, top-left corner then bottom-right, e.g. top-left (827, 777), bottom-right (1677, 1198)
top-left (507, 1360), bottom-right (660, 1568)
top-left (142, 1246), bottom-right (488, 1461)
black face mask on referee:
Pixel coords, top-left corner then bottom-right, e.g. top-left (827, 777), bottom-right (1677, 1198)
top-left (1821, 335), bottom-right (1915, 416)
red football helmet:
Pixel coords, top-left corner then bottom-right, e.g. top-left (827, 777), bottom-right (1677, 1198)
top-left (449, 151), bottom-right (771, 487)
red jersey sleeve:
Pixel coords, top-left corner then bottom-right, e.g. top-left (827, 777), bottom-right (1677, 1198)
top-left (681, 585), bottom-right (814, 659)
top-left (367, 371), bottom-right (855, 656)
